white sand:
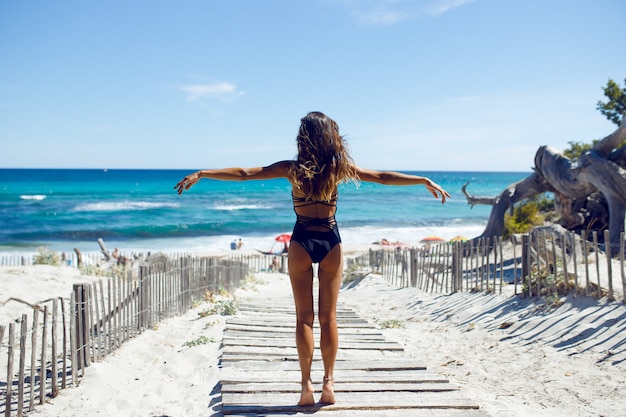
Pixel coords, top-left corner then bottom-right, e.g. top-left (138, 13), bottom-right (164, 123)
top-left (2, 256), bottom-right (625, 417)
top-left (342, 273), bottom-right (626, 417)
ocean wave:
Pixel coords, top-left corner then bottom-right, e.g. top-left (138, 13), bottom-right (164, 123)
top-left (20, 195), bottom-right (47, 201)
top-left (213, 203), bottom-right (273, 211)
top-left (212, 198), bottom-right (275, 211)
top-left (74, 201), bottom-right (180, 212)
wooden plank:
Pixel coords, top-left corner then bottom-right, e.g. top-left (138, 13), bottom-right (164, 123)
top-left (222, 391), bottom-right (481, 412)
top-left (221, 369), bottom-right (450, 384)
top-left (226, 318), bottom-right (374, 328)
top-left (223, 329), bottom-right (388, 340)
top-left (222, 337), bottom-right (403, 351)
top-left (236, 309), bottom-right (364, 320)
top-left (238, 303), bottom-right (358, 312)
top-left (221, 348), bottom-right (398, 361)
top-left (221, 299), bottom-right (489, 416)
top-left (221, 381), bottom-right (459, 393)
top-left (224, 323), bottom-right (383, 335)
top-left (220, 358), bottom-right (428, 371)
top-left (226, 410), bottom-right (489, 417)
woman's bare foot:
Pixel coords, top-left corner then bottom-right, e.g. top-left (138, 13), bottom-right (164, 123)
top-left (297, 379), bottom-right (315, 406)
top-left (319, 376), bottom-right (335, 404)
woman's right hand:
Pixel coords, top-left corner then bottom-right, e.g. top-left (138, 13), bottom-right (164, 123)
top-left (426, 181), bottom-right (450, 204)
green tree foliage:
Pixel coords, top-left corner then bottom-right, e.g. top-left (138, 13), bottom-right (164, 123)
top-left (503, 194), bottom-right (552, 239)
top-left (596, 77), bottom-right (625, 126)
top-left (563, 78), bottom-right (625, 160)
top-left (562, 140), bottom-right (594, 160)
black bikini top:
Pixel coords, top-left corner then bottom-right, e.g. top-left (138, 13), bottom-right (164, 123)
top-left (292, 192), bottom-right (338, 230)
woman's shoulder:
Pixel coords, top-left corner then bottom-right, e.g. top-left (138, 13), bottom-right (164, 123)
top-left (263, 160), bottom-right (296, 174)
top-left (268, 160), bottom-right (296, 169)
top-left (267, 160), bottom-right (298, 183)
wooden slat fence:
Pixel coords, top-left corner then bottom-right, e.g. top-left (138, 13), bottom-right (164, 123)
top-left (349, 229), bottom-right (626, 302)
top-left (2, 228), bottom-right (625, 415)
top-left (0, 253), bottom-right (265, 417)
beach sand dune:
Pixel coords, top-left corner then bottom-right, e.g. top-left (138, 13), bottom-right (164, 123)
top-left (342, 272), bottom-right (626, 417)
top-left (2, 261), bottom-right (624, 417)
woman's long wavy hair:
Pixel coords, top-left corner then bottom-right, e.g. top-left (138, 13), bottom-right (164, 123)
top-left (289, 111), bottom-right (359, 201)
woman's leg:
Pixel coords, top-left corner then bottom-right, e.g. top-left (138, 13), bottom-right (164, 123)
top-left (317, 243), bottom-right (343, 404)
top-left (288, 243), bottom-right (315, 406)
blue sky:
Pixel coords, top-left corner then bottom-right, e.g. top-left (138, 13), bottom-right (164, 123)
top-left (1, 0), bottom-right (624, 172)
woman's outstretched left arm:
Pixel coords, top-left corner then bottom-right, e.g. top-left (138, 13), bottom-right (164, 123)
top-left (174, 160), bottom-right (292, 194)
top-left (354, 166), bottom-right (450, 203)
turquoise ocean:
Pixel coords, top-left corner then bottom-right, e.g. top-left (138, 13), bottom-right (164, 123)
top-left (0, 169), bottom-right (530, 256)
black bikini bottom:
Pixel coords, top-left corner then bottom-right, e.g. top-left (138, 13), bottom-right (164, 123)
top-left (290, 222), bottom-right (341, 264)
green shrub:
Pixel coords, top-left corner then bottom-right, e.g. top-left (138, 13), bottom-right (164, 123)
top-left (379, 319), bottom-right (405, 329)
top-left (182, 335), bottom-right (215, 348)
top-left (79, 263), bottom-right (106, 276)
top-left (503, 195), bottom-right (553, 239)
top-left (33, 247), bottom-right (61, 266)
top-left (198, 298), bottom-right (239, 317)
top-left (522, 262), bottom-right (576, 307)
top-left (342, 262), bottom-right (370, 283)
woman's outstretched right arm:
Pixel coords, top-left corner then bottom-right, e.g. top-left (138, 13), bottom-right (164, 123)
top-left (174, 160), bottom-right (292, 194)
top-left (354, 166), bottom-right (450, 203)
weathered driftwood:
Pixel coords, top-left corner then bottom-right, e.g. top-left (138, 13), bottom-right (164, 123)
top-left (461, 181), bottom-right (498, 207)
top-left (470, 172), bottom-right (554, 240)
top-left (73, 248), bottom-right (83, 267)
top-left (466, 112), bottom-right (626, 256)
top-left (97, 238), bottom-right (112, 262)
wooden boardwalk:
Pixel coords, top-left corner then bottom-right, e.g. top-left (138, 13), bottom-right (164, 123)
top-left (220, 294), bottom-right (490, 416)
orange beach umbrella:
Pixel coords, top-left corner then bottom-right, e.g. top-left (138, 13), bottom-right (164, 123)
top-left (419, 236), bottom-right (447, 244)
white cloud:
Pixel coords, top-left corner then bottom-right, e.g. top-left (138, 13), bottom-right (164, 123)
top-left (336, 0), bottom-right (477, 25)
top-left (181, 82), bottom-right (244, 102)
top-left (426, 0), bottom-right (477, 16)
top-left (343, 87), bottom-right (612, 171)
top-left (353, 8), bottom-right (411, 25)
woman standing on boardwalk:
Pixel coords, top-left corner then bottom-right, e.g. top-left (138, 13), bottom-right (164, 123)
top-left (174, 111), bottom-right (450, 406)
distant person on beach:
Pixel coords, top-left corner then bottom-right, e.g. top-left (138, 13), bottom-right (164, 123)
top-left (230, 239), bottom-right (237, 250)
top-left (237, 238), bottom-right (244, 250)
top-left (174, 111), bottom-right (449, 406)
top-left (269, 255), bottom-right (280, 272)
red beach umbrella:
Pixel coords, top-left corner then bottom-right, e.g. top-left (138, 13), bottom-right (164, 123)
top-left (275, 233), bottom-right (292, 243)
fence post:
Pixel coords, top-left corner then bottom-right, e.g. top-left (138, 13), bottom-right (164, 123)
top-left (6, 323), bottom-right (15, 417)
top-left (59, 297), bottom-right (67, 389)
top-left (521, 235), bottom-right (530, 296)
top-left (581, 230), bottom-right (590, 288)
top-left (18, 314), bottom-right (27, 417)
top-left (593, 231), bottom-right (601, 298)
top-left (449, 243), bottom-right (455, 292)
top-left (139, 266), bottom-right (150, 330)
top-left (72, 284), bottom-right (89, 371)
top-left (410, 248), bottom-right (418, 287)
top-left (181, 257), bottom-right (191, 312)
top-left (604, 229), bottom-right (614, 300)
top-left (561, 232), bottom-right (568, 293)
top-left (497, 236), bottom-right (504, 294)
top-left (29, 310), bottom-right (39, 412)
top-left (51, 299), bottom-right (59, 398)
top-left (39, 305), bottom-right (49, 405)
top-left (619, 232), bottom-right (626, 302)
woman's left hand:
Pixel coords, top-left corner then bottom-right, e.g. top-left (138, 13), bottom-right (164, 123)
top-left (174, 172), bottom-right (201, 194)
